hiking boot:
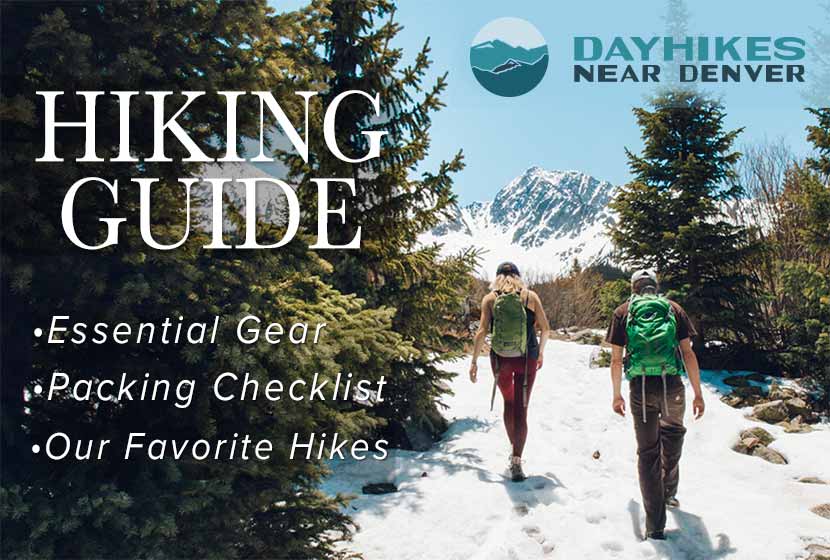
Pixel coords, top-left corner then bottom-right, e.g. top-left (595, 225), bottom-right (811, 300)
top-left (646, 530), bottom-right (666, 541)
top-left (509, 456), bottom-right (526, 482)
top-left (666, 496), bottom-right (680, 509)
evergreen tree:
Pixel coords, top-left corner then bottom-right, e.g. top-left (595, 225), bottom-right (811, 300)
top-left (1, 1), bottom-right (402, 557)
top-left (599, 278), bottom-right (631, 320)
top-left (806, 107), bottom-right (830, 180)
top-left (281, 0), bottom-right (477, 444)
top-left (609, 91), bottom-right (758, 348)
top-left (659, 0), bottom-right (692, 90)
top-left (774, 109), bottom-right (830, 408)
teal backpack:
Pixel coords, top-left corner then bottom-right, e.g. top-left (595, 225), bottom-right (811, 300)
top-left (490, 291), bottom-right (527, 358)
top-left (624, 294), bottom-right (683, 379)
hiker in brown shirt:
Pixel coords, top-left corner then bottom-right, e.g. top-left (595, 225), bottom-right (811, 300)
top-left (605, 269), bottom-right (705, 541)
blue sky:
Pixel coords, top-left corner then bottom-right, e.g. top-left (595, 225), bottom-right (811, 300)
top-left (275, 0), bottom-right (828, 204)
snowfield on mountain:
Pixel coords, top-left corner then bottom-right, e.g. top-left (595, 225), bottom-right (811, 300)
top-left (423, 167), bottom-right (617, 277)
top-left (323, 340), bottom-right (830, 560)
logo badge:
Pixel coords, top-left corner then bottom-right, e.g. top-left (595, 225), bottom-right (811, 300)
top-left (470, 17), bottom-right (549, 97)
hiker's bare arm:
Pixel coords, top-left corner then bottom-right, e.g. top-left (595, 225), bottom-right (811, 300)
top-left (529, 291), bottom-right (549, 368)
top-left (610, 344), bottom-right (625, 416)
top-left (679, 338), bottom-right (705, 419)
top-left (469, 294), bottom-right (493, 382)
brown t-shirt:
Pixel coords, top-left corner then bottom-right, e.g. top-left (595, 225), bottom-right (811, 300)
top-left (605, 299), bottom-right (697, 347)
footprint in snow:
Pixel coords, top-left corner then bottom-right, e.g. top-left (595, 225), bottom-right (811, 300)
top-left (513, 503), bottom-right (529, 516)
top-left (585, 510), bottom-right (607, 524)
top-left (601, 540), bottom-right (624, 553)
top-left (522, 524), bottom-right (556, 557)
top-left (522, 524), bottom-right (544, 543)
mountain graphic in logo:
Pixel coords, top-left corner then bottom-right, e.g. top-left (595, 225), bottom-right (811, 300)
top-left (470, 18), bottom-right (548, 97)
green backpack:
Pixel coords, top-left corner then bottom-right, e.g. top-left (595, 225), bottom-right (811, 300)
top-left (625, 294), bottom-right (683, 378)
top-left (490, 291), bottom-right (527, 358)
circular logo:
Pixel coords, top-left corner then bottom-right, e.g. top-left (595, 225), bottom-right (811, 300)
top-left (470, 17), bottom-right (548, 97)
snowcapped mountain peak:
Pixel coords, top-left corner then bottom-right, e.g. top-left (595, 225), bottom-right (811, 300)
top-left (490, 168), bottom-right (615, 248)
top-left (424, 167), bottom-right (618, 277)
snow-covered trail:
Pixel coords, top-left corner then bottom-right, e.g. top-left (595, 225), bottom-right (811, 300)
top-left (323, 341), bottom-right (830, 559)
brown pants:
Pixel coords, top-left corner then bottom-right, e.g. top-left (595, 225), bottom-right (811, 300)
top-left (629, 375), bottom-right (686, 534)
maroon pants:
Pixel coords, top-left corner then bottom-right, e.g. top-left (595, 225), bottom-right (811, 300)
top-left (493, 355), bottom-right (537, 457)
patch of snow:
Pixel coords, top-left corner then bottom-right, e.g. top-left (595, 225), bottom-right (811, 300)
top-left (323, 341), bottom-right (830, 559)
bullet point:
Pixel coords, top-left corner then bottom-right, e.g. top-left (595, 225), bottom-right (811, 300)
top-left (33, 328), bottom-right (43, 337)
top-left (32, 444), bottom-right (41, 454)
top-left (33, 385), bottom-right (43, 395)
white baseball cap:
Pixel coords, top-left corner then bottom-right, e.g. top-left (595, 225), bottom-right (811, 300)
top-left (630, 269), bottom-right (658, 292)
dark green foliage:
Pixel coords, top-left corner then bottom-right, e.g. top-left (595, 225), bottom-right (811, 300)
top-left (599, 279), bottom-right (631, 321)
top-left (807, 108), bottom-right (830, 181)
top-left (281, 0), bottom-right (477, 440)
top-left (738, 111), bottom-right (830, 407)
top-left (589, 263), bottom-right (630, 282)
top-left (609, 91), bottom-right (759, 348)
top-left (770, 111), bottom-right (830, 407)
top-left (594, 349), bottom-right (613, 367)
top-left (776, 261), bottom-right (830, 408)
top-left (802, 109), bottom-right (830, 255)
top-left (0, 1), bottom-right (407, 557)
